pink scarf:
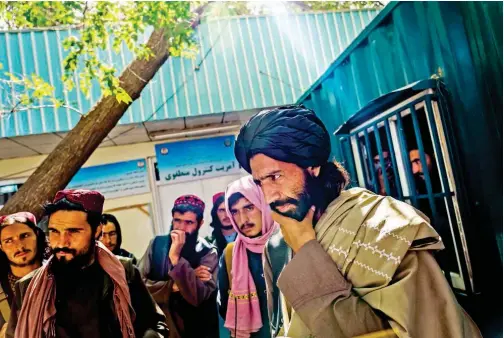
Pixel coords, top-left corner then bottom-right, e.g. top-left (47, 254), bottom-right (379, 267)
top-left (15, 241), bottom-right (136, 338)
top-left (224, 175), bottom-right (279, 338)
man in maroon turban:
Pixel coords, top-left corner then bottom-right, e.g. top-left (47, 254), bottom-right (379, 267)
top-left (7, 189), bottom-right (168, 338)
top-left (205, 192), bottom-right (237, 257)
top-left (139, 194), bottom-right (219, 338)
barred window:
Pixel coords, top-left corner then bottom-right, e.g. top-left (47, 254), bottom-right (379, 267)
top-left (337, 81), bottom-right (474, 294)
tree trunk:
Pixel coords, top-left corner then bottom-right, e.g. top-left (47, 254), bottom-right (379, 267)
top-left (0, 29), bottom-right (169, 219)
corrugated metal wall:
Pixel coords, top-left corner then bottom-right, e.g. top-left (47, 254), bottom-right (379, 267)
top-left (298, 2), bottom-right (502, 332)
top-left (0, 9), bottom-right (379, 138)
top-left (299, 2), bottom-right (501, 161)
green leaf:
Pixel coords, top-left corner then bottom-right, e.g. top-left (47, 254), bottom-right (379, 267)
top-left (5, 72), bottom-right (20, 82)
top-left (20, 94), bottom-right (32, 105)
top-left (1, 1), bottom-right (199, 104)
top-left (51, 97), bottom-right (63, 108)
top-left (63, 78), bottom-right (75, 92)
top-left (115, 88), bottom-right (132, 104)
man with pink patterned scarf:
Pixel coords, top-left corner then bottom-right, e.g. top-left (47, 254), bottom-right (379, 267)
top-left (218, 176), bottom-right (278, 338)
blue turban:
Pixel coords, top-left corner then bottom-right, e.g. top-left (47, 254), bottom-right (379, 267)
top-left (235, 105), bottom-right (331, 173)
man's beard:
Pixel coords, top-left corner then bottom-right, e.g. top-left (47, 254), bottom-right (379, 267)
top-left (51, 238), bottom-right (96, 276)
top-left (170, 224), bottom-right (200, 266)
top-left (414, 173), bottom-right (428, 195)
top-left (220, 224), bottom-right (234, 231)
top-left (270, 170), bottom-right (320, 222)
top-left (9, 248), bottom-right (37, 267)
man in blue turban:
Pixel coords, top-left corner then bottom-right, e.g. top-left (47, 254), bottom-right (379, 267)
top-left (234, 105), bottom-right (480, 338)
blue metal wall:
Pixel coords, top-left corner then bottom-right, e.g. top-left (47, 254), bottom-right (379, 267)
top-left (0, 9), bottom-right (379, 138)
top-left (298, 2), bottom-right (502, 333)
top-left (299, 2), bottom-right (501, 162)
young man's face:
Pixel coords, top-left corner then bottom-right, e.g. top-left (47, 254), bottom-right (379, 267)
top-left (0, 223), bottom-right (38, 267)
top-left (250, 154), bottom-right (315, 221)
top-left (229, 197), bottom-right (262, 238)
top-left (100, 222), bottom-right (118, 252)
top-left (216, 202), bottom-right (232, 227)
top-left (172, 211), bottom-right (200, 235)
top-left (373, 152), bottom-right (393, 177)
top-left (48, 210), bottom-right (99, 265)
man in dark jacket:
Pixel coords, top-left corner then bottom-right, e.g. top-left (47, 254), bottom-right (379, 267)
top-left (7, 189), bottom-right (168, 338)
top-left (100, 213), bottom-right (137, 264)
top-left (205, 192), bottom-right (237, 257)
top-left (139, 195), bottom-right (219, 338)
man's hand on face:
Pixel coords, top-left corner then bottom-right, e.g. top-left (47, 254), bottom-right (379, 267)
top-left (169, 230), bottom-right (186, 265)
top-left (272, 207), bottom-right (316, 253)
top-left (172, 282), bottom-right (180, 292)
top-left (194, 265), bottom-right (212, 282)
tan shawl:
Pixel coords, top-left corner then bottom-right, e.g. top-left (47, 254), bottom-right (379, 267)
top-left (282, 188), bottom-right (479, 337)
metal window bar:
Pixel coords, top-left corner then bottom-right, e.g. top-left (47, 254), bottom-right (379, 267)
top-left (403, 192), bottom-right (453, 199)
top-left (363, 131), bottom-right (379, 192)
top-left (384, 120), bottom-right (404, 200)
top-left (355, 136), bottom-right (369, 189)
top-left (394, 111), bottom-right (419, 208)
top-left (338, 137), bottom-right (347, 166)
top-left (425, 97), bottom-right (458, 201)
top-left (425, 96), bottom-right (473, 292)
top-left (409, 105), bottom-right (438, 218)
top-left (340, 136), bottom-right (359, 186)
top-left (373, 124), bottom-right (392, 196)
top-left (351, 96), bottom-right (429, 136)
top-left (351, 135), bottom-right (367, 189)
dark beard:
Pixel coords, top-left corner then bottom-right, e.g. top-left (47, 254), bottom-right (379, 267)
top-left (220, 225), bottom-right (234, 231)
top-left (170, 225), bottom-right (200, 267)
top-left (414, 173), bottom-right (428, 195)
top-left (51, 239), bottom-right (96, 277)
top-left (270, 170), bottom-right (321, 222)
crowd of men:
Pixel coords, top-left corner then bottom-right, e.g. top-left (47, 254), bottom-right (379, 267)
top-left (0, 105), bottom-right (482, 338)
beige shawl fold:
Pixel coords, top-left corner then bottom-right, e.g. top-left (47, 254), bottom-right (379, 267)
top-left (282, 188), bottom-right (480, 338)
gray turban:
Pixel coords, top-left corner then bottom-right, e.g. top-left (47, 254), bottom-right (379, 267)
top-left (235, 105), bottom-right (331, 173)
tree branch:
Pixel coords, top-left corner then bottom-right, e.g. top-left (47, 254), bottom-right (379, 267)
top-left (191, 1), bottom-right (213, 28)
top-left (1, 104), bottom-right (83, 117)
top-left (82, 1), bottom-right (89, 19)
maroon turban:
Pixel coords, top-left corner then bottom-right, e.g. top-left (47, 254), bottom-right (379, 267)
top-left (53, 189), bottom-right (105, 213)
top-left (212, 192), bottom-right (225, 205)
top-left (174, 195), bottom-right (205, 213)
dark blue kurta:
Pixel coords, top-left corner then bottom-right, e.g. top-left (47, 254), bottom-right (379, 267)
top-left (218, 250), bottom-right (271, 338)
